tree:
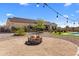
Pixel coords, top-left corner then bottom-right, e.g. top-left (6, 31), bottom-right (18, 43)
top-left (34, 20), bottom-right (45, 33)
top-left (11, 26), bottom-right (17, 32)
top-left (65, 26), bottom-right (70, 32)
top-left (52, 25), bottom-right (57, 32)
top-left (56, 27), bottom-right (62, 34)
top-left (24, 26), bottom-right (27, 32)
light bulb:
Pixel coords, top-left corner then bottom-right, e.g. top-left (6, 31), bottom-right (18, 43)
top-left (66, 20), bottom-right (68, 23)
top-left (36, 5), bottom-right (39, 7)
top-left (57, 18), bottom-right (58, 20)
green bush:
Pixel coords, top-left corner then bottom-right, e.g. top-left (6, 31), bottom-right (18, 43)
top-left (34, 20), bottom-right (45, 33)
top-left (14, 27), bottom-right (26, 36)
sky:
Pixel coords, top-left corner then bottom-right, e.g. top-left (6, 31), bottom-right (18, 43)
top-left (0, 3), bottom-right (79, 28)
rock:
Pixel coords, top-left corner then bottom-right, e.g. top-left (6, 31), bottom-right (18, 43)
top-left (25, 35), bottom-right (42, 45)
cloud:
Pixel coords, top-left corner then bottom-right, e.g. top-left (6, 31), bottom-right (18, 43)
top-left (64, 3), bottom-right (72, 6)
top-left (6, 13), bottom-right (14, 17)
top-left (76, 10), bottom-right (79, 13)
top-left (63, 15), bottom-right (68, 18)
top-left (0, 22), bottom-right (6, 26)
top-left (19, 3), bottom-right (29, 6)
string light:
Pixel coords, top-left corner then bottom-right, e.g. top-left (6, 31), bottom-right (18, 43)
top-left (43, 3), bottom-right (69, 20)
top-left (56, 13), bottom-right (58, 20)
top-left (36, 3), bottom-right (40, 7)
top-left (36, 3), bottom-right (78, 25)
top-left (66, 20), bottom-right (68, 23)
top-left (66, 18), bottom-right (69, 23)
top-left (56, 13), bottom-right (58, 18)
top-left (43, 4), bottom-right (45, 8)
top-left (36, 3), bottom-right (69, 20)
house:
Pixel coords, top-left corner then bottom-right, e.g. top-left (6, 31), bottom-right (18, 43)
top-left (6, 17), bottom-right (57, 31)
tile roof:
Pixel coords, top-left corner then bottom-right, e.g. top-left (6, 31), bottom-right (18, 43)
top-left (8, 17), bottom-right (37, 23)
top-left (8, 17), bottom-right (57, 26)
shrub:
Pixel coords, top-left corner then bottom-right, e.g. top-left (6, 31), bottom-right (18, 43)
top-left (14, 27), bottom-right (26, 36)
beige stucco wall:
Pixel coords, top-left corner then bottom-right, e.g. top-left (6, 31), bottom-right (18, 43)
top-left (6, 20), bottom-right (36, 29)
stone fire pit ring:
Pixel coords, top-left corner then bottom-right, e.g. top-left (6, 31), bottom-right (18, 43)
top-left (25, 35), bottom-right (42, 45)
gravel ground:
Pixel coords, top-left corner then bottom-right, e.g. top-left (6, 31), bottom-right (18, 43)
top-left (51, 33), bottom-right (79, 46)
top-left (0, 33), bottom-right (78, 56)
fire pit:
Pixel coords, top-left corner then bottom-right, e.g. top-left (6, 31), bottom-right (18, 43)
top-left (25, 35), bottom-right (42, 45)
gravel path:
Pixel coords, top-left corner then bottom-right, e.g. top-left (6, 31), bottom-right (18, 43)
top-left (75, 47), bottom-right (79, 56)
top-left (0, 33), bottom-right (78, 56)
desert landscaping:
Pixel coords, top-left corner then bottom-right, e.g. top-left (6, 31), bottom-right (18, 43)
top-left (0, 32), bottom-right (78, 56)
top-left (0, 3), bottom-right (79, 56)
